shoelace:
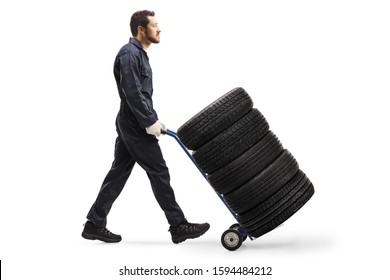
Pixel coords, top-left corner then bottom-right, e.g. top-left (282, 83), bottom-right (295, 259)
top-left (169, 221), bottom-right (202, 233)
top-left (97, 227), bottom-right (112, 236)
top-left (178, 223), bottom-right (199, 233)
top-left (169, 222), bottom-right (190, 232)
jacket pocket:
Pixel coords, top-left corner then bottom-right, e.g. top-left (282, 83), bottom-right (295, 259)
top-left (141, 67), bottom-right (150, 77)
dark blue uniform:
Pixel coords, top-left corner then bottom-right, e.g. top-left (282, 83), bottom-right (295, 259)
top-left (87, 38), bottom-right (185, 227)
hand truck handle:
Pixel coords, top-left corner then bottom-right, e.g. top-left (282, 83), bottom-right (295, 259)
top-left (161, 129), bottom-right (207, 179)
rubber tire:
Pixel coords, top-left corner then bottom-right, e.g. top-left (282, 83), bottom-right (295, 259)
top-left (237, 169), bottom-right (307, 225)
top-left (192, 108), bottom-right (269, 174)
top-left (242, 175), bottom-right (314, 238)
top-left (221, 228), bottom-right (243, 251)
top-left (224, 149), bottom-right (299, 214)
top-left (207, 131), bottom-right (283, 195)
top-left (177, 87), bottom-right (253, 150)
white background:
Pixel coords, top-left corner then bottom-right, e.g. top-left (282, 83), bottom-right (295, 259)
top-left (1, 0), bottom-right (389, 279)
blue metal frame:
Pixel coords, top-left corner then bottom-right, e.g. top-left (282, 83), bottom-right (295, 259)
top-left (163, 129), bottom-right (253, 241)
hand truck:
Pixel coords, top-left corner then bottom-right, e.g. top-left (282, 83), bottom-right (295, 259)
top-left (163, 129), bottom-right (254, 251)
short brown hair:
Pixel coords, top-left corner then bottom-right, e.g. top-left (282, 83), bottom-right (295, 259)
top-left (130, 10), bottom-right (155, 36)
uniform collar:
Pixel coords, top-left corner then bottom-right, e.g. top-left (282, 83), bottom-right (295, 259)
top-left (130, 37), bottom-right (146, 52)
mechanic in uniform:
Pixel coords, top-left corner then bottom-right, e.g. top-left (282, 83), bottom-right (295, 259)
top-left (82, 10), bottom-right (209, 244)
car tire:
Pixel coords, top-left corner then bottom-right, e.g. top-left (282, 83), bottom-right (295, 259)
top-left (177, 87), bottom-right (253, 150)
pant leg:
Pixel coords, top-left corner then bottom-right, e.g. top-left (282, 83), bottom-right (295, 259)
top-left (125, 137), bottom-right (186, 227)
top-left (87, 136), bottom-right (136, 227)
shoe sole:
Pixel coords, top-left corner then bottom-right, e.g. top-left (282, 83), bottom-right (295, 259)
top-left (172, 224), bottom-right (210, 244)
top-left (81, 231), bottom-right (121, 243)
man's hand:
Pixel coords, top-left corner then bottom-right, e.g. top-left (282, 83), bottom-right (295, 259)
top-left (146, 121), bottom-right (165, 137)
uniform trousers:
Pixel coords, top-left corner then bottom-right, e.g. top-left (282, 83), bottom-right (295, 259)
top-left (87, 103), bottom-right (186, 228)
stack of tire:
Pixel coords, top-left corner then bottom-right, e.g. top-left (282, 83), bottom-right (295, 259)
top-left (177, 87), bottom-right (314, 238)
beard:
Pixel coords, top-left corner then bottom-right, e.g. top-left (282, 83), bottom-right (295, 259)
top-left (145, 30), bottom-right (160, 44)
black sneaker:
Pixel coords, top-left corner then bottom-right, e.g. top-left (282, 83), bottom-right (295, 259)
top-left (81, 221), bottom-right (122, 243)
top-left (169, 220), bottom-right (210, 244)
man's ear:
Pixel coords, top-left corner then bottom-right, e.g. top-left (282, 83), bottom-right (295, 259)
top-left (138, 26), bottom-right (146, 35)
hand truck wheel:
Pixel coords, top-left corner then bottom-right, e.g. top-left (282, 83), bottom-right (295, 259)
top-left (221, 228), bottom-right (243, 251)
top-left (229, 223), bottom-right (248, 241)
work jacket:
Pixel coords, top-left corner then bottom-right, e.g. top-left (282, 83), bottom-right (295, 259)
top-left (113, 38), bottom-right (158, 139)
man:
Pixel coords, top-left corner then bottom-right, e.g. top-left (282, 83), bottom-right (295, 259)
top-left (82, 10), bottom-right (209, 244)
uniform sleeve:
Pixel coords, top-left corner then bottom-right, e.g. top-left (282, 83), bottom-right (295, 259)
top-left (117, 52), bottom-right (157, 128)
